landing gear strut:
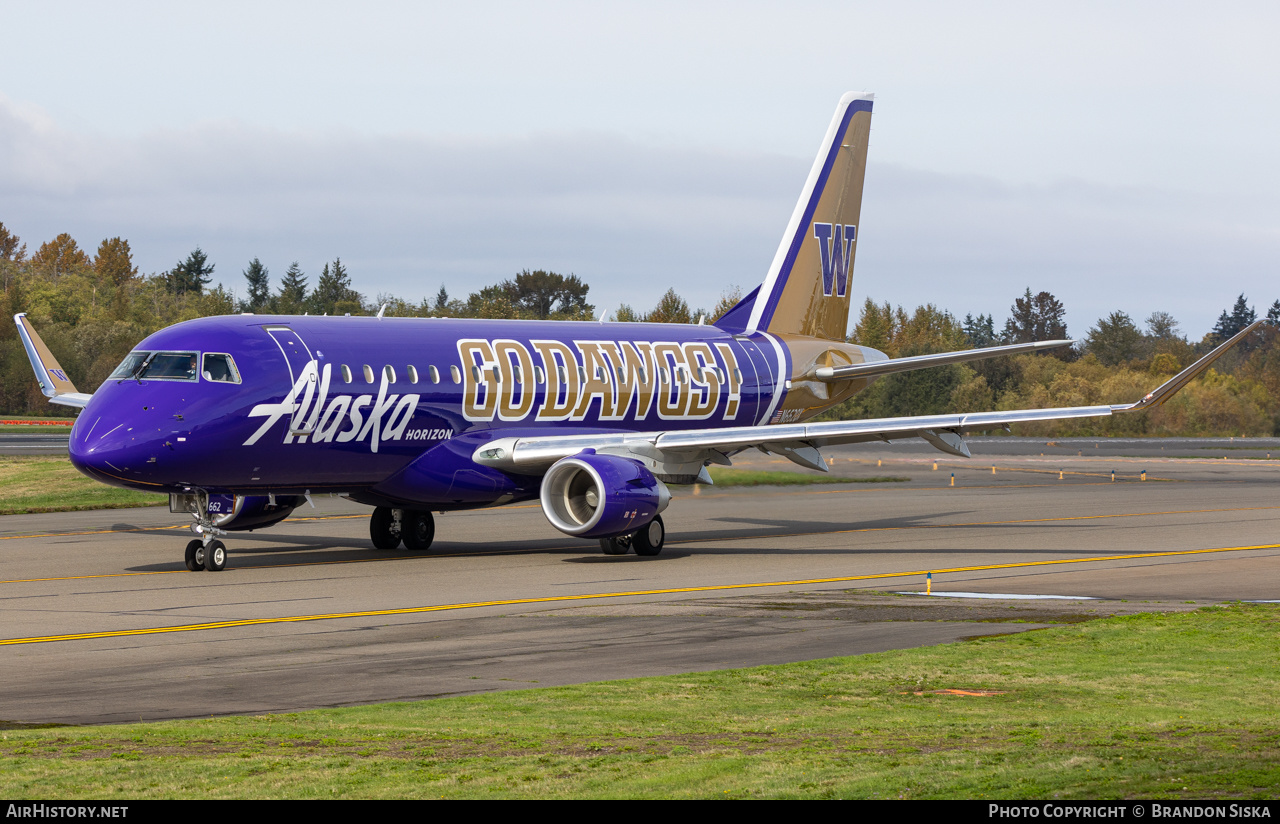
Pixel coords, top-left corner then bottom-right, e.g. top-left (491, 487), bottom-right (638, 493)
top-left (177, 489), bottom-right (229, 572)
top-left (599, 515), bottom-right (665, 556)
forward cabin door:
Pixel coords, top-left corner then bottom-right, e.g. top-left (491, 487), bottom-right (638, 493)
top-left (263, 325), bottom-right (321, 438)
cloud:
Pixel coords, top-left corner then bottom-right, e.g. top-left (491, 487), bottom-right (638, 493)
top-left (2, 95), bottom-right (1278, 335)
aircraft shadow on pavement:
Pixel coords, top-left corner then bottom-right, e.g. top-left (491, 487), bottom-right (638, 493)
top-left (120, 508), bottom-right (1171, 573)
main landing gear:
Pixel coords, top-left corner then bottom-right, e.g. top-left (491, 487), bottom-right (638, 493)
top-left (599, 515), bottom-right (665, 557)
top-left (370, 507), bottom-right (435, 551)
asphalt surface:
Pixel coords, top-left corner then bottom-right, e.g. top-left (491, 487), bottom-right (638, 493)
top-left (1, 437), bottom-right (1278, 726)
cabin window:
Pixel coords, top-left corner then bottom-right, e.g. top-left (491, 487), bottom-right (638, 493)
top-left (659, 367), bottom-right (669, 384)
top-left (202, 353), bottom-right (241, 384)
top-left (715, 367), bottom-right (725, 383)
top-left (577, 366), bottom-right (587, 383)
top-left (450, 365), bottom-right (461, 384)
top-left (428, 365), bottom-right (440, 384)
top-left (534, 365), bottom-right (545, 385)
top-left (733, 368), bottom-right (742, 383)
top-left (384, 364), bottom-right (396, 383)
top-left (615, 366), bottom-right (625, 383)
top-left (406, 365), bottom-right (418, 384)
top-left (514, 366), bottom-right (523, 384)
top-left (638, 368), bottom-right (647, 383)
top-left (471, 365), bottom-right (482, 382)
top-left (363, 364), bottom-right (375, 384)
top-left (491, 365), bottom-right (501, 382)
top-left (341, 365), bottom-right (352, 383)
top-left (557, 366), bottom-right (566, 383)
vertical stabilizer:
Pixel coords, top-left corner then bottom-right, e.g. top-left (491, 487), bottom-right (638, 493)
top-left (745, 92), bottom-right (873, 341)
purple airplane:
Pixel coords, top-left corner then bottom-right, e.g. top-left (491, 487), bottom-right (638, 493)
top-left (14, 93), bottom-right (1260, 572)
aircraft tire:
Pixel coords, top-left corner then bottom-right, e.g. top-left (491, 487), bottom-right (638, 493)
top-left (632, 516), bottom-right (664, 556)
top-left (184, 539), bottom-right (205, 572)
top-left (369, 507), bottom-right (403, 550)
top-left (403, 510), bottom-right (435, 552)
top-left (205, 540), bottom-right (227, 572)
top-left (599, 535), bottom-right (631, 555)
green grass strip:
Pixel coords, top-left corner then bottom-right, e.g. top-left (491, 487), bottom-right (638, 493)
top-left (705, 468), bottom-right (907, 486)
top-left (0, 457), bottom-right (164, 515)
top-left (0, 604), bottom-right (1276, 798)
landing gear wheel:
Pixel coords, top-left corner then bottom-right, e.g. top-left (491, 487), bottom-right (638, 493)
top-left (205, 540), bottom-right (227, 572)
top-left (632, 515), bottom-right (665, 556)
top-left (599, 534), bottom-right (632, 555)
top-left (184, 539), bottom-right (205, 572)
top-left (403, 510), bottom-right (435, 552)
top-left (370, 506), bottom-right (404, 549)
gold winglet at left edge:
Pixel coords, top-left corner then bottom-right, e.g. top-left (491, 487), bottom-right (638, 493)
top-left (13, 313), bottom-right (93, 408)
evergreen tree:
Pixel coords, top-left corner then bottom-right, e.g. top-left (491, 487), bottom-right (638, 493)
top-left (1085, 311), bottom-right (1144, 366)
top-left (1003, 288), bottom-right (1067, 344)
top-left (1267, 300), bottom-right (1280, 328)
top-left (241, 258), bottom-right (270, 312)
top-left (962, 313), bottom-right (996, 348)
top-left (168, 247), bottom-right (214, 295)
top-left (277, 262), bottom-right (308, 313)
top-left (308, 258), bottom-right (361, 315)
top-left (504, 269), bottom-right (593, 319)
top-left (433, 285), bottom-right (449, 313)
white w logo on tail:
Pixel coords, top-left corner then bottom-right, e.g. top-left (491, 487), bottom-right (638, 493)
top-left (813, 223), bottom-right (856, 298)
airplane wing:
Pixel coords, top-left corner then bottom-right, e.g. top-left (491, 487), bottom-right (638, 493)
top-left (474, 320), bottom-right (1264, 478)
top-left (813, 339), bottom-right (1073, 381)
top-left (13, 313), bottom-right (93, 408)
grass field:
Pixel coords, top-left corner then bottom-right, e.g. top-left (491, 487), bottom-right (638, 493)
top-left (705, 467), bottom-right (907, 486)
top-left (0, 456), bottom-right (165, 514)
top-left (1, 604), bottom-right (1275, 799)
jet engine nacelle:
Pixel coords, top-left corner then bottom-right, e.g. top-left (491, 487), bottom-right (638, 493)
top-left (207, 494), bottom-right (305, 531)
top-left (539, 453), bottom-right (671, 539)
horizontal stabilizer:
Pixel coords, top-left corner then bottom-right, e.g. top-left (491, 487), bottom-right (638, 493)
top-left (814, 339), bottom-right (1073, 382)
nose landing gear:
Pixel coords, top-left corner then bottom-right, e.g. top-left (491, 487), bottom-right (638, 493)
top-left (175, 489), bottom-right (230, 572)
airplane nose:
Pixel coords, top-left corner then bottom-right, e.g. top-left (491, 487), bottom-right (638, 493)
top-left (68, 414), bottom-right (167, 489)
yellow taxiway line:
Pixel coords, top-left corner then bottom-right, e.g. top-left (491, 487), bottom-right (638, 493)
top-left (2, 541), bottom-right (1279, 647)
top-left (3, 504), bottom-right (1280, 585)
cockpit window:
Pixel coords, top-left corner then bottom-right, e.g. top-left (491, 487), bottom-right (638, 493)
top-left (202, 353), bottom-right (241, 384)
top-left (109, 352), bottom-right (150, 380)
top-left (109, 351), bottom-right (200, 382)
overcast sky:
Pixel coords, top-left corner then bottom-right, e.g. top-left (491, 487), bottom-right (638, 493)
top-left (2, 1), bottom-right (1278, 338)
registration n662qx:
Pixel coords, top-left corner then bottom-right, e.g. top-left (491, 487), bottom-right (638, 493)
top-left (14, 92), bottom-right (1260, 572)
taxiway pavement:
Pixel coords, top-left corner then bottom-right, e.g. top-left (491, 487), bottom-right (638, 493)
top-left (1, 437), bottom-right (1277, 725)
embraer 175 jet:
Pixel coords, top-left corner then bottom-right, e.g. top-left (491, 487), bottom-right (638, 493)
top-left (15, 92), bottom-right (1261, 573)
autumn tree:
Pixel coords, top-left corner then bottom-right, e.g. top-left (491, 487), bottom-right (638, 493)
top-left (645, 288), bottom-right (693, 324)
top-left (31, 233), bottom-right (91, 281)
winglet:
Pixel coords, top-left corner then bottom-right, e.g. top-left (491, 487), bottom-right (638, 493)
top-left (13, 313), bottom-right (92, 408)
top-left (1115, 320), bottom-right (1264, 413)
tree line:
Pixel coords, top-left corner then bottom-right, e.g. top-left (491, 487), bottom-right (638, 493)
top-left (1, 221), bottom-right (1277, 436)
